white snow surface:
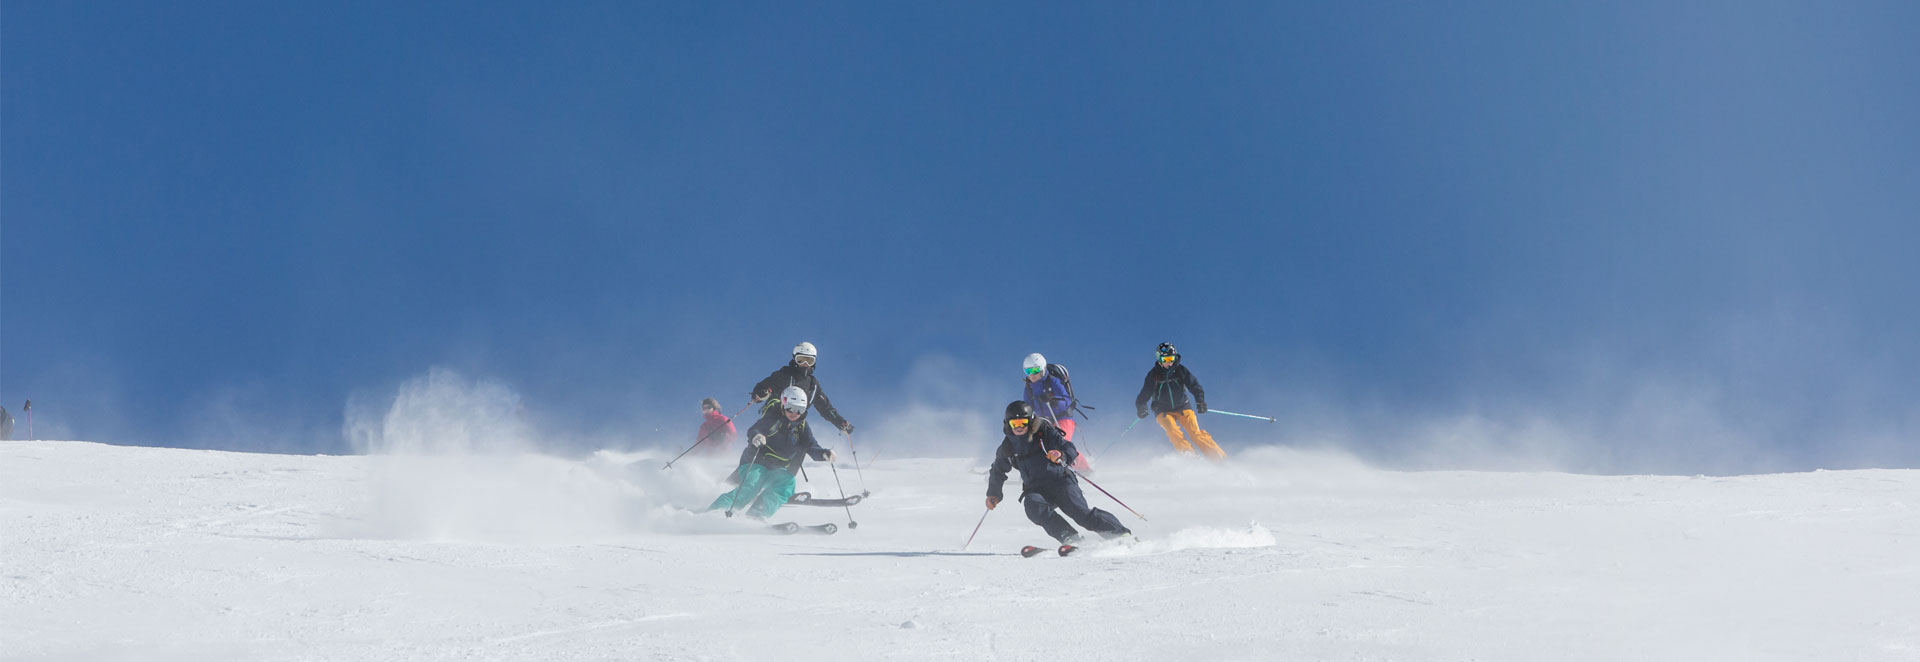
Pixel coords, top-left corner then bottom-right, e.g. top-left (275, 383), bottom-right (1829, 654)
top-left (4, 440), bottom-right (1918, 661)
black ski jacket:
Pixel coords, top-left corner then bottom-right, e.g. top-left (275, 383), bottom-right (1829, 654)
top-left (737, 408), bottom-right (830, 475)
top-left (749, 362), bottom-right (850, 431)
top-left (986, 420), bottom-right (1080, 500)
top-left (1135, 360), bottom-right (1206, 416)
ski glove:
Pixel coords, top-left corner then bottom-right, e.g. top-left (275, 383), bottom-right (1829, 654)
top-left (837, 421), bottom-right (855, 435)
top-left (1196, 402), bottom-right (1208, 414)
top-left (750, 434), bottom-right (767, 447)
top-left (751, 389), bottom-right (770, 403)
top-left (985, 496), bottom-right (1001, 510)
top-left (1137, 407), bottom-right (1151, 419)
top-left (1046, 450), bottom-right (1064, 464)
top-left (820, 449), bottom-right (835, 462)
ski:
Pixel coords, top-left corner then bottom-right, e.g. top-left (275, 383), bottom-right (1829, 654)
top-left (769, 522), bottom-right (838, 535)
top-left (786, 493), bottom-right (862, 507)
top-left (1020, 545), bottom-right (1047, 558)
top-left (1057, 544), bottom-right (1078, 557)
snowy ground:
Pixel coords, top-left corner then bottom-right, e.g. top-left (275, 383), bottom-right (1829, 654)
top-left (4, 440), bottom-right (1917, 661)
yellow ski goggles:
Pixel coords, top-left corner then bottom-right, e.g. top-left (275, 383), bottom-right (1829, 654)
top-left (1006, 417), bottom-right (1032, 429)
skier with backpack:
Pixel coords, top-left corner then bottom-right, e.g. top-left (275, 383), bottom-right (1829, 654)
top-left (749, 342), bottom-right (854, 435)
top-left (985, 400), bottom-right (1130, 548)
top-left (1135, 342), bottom-right (1226, 460)
top-left (706, 386), bottom-right (836, 519)
top-left (1021, 353), bottom-right (1092, 471)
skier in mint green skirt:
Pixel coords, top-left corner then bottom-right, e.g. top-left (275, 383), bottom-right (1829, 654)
top-left (707, 386), bottom-right (834, 519)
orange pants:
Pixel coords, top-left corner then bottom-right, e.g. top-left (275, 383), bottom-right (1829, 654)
top-left (1156, 410), bottom-right (1225, 459)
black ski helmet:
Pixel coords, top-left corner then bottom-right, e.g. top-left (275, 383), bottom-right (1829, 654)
top-left (1004, 400), bottom-right (1036, 435)
top-left (1157, 342), bottom-right (1178, 357)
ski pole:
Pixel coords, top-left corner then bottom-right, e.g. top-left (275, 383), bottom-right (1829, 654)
top-left (1068, 467), bottom-right (1147, 521)
top-left (1206, 409), bottom-right (1276, 422)
top-left (962, 507), bottom-right (991, 550)
top-left (664, 402), bottom-right (755, 469)
top-left (723, 445), bottom-right (765, 518)
top-left (843, 430), bottom-right (871, 496)
top-left (826, 456), bottom-right (858, 529)
top-left (23, 400), bottom-right (31, 439)
top-left (1099, 417), bottom-right (1143, 455)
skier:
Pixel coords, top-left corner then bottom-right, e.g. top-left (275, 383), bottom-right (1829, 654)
top-left (1021, 353), bottom-right (1091, 471)
top-left (986, 401), bottom-right (1130, 545)
top-left (695, 397), bottom-right (737, 456)
top-left (706, 386), bottom-right (835, 519)
top-left (1134, 342), bottom-right (1226, 459)
top-left (749, 342), bottom-right (854, 435)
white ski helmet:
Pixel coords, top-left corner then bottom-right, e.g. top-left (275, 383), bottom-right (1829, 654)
top-left (1022, 353), bottom-right (1047, 373)
top-left (780, 386), bottom-right (810, 414)
top-left (793, 342), bottom-right (818, 361)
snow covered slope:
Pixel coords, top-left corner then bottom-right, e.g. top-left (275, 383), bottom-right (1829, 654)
top-left (4, 440), bottom-right (1916, 661)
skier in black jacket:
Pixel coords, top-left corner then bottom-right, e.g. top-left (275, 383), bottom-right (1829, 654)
top-left (986, 401), bottom-right (1130, 544)
top-left (1134, 342), bottom-right (1225, 459)
top-left (749, 341), bottom-right (854, 434)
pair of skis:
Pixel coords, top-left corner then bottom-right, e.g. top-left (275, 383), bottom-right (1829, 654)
top-left (768, 522), bottom-right (838, 535)
top-left (785, 491), bottom-right (862, 507)
top-left (1020, 544), bottom-right (1079, 557)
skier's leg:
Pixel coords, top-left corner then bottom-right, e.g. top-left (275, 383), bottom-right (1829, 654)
top-left (1053, 484), bottom-right (1131, 538)
top-left (1177, 410), bottom-right (1226, 460)
top-left (707, 464), bottom-right (769, 512)
top-left (1021, 491), bottom-right (1080, 542)
top-left (1156, 413), bottom-right (1195, 454)
top-left (745, 469), bottom-right (798, 519)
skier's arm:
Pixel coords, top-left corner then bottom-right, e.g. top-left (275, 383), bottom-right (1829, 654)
top-left (1182, 366), bottom-right (1207, 412)
top-left (799, 425), bottom-right (833, 461)
top-left (749, 370), bottom-right (783, 401)
top-left (1135, 372), bottom-right (1155, 416)
top-left (1047, 378), bottom-right (1074, 419)
top-left (985, 439), bottom-right (1014, 500)
top-left (809, 383), bottom-right (851, 431)
top-left (1053, 428), bottom-right (1081, 467)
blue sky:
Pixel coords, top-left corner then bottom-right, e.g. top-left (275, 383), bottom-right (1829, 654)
top-left (5, 2), bottom-right (1917, 472)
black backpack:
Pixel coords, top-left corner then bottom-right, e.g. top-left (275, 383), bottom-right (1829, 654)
top-left (1045, 364), bottom-right (1095, 418)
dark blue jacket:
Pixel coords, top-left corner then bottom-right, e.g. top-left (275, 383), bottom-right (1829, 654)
top-left (737, 408), bottom-right (831, 475)
top-left (1023, 374), bottom-right (1075, 423)
top-left (1136, 360), bottom-right (1206, 416)
top-left (986, 420), bottom-right (1080, 500)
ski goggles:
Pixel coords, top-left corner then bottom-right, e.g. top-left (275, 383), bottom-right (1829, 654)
top-left (1006, 417), bottom-right (1032, 428)
top-left (1157, 355), bottom-right (1176, 364)
top-left (1024, 366), bottom-right (1044, 376)
top-left (781, 403), bottom-right (808, 414)
top-left (793, 355), bottom-right (815, 367)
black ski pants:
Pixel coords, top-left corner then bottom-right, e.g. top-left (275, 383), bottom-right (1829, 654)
top-left (1022, 482), bottom-right (1129, 543)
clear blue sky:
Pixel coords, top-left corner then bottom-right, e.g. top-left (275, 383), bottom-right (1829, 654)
top-left (5, 2), bottom-right (1917, 472)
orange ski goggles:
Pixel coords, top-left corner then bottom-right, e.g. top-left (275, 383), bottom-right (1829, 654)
top-left (1006, 417), bottom-right (1032, 429)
